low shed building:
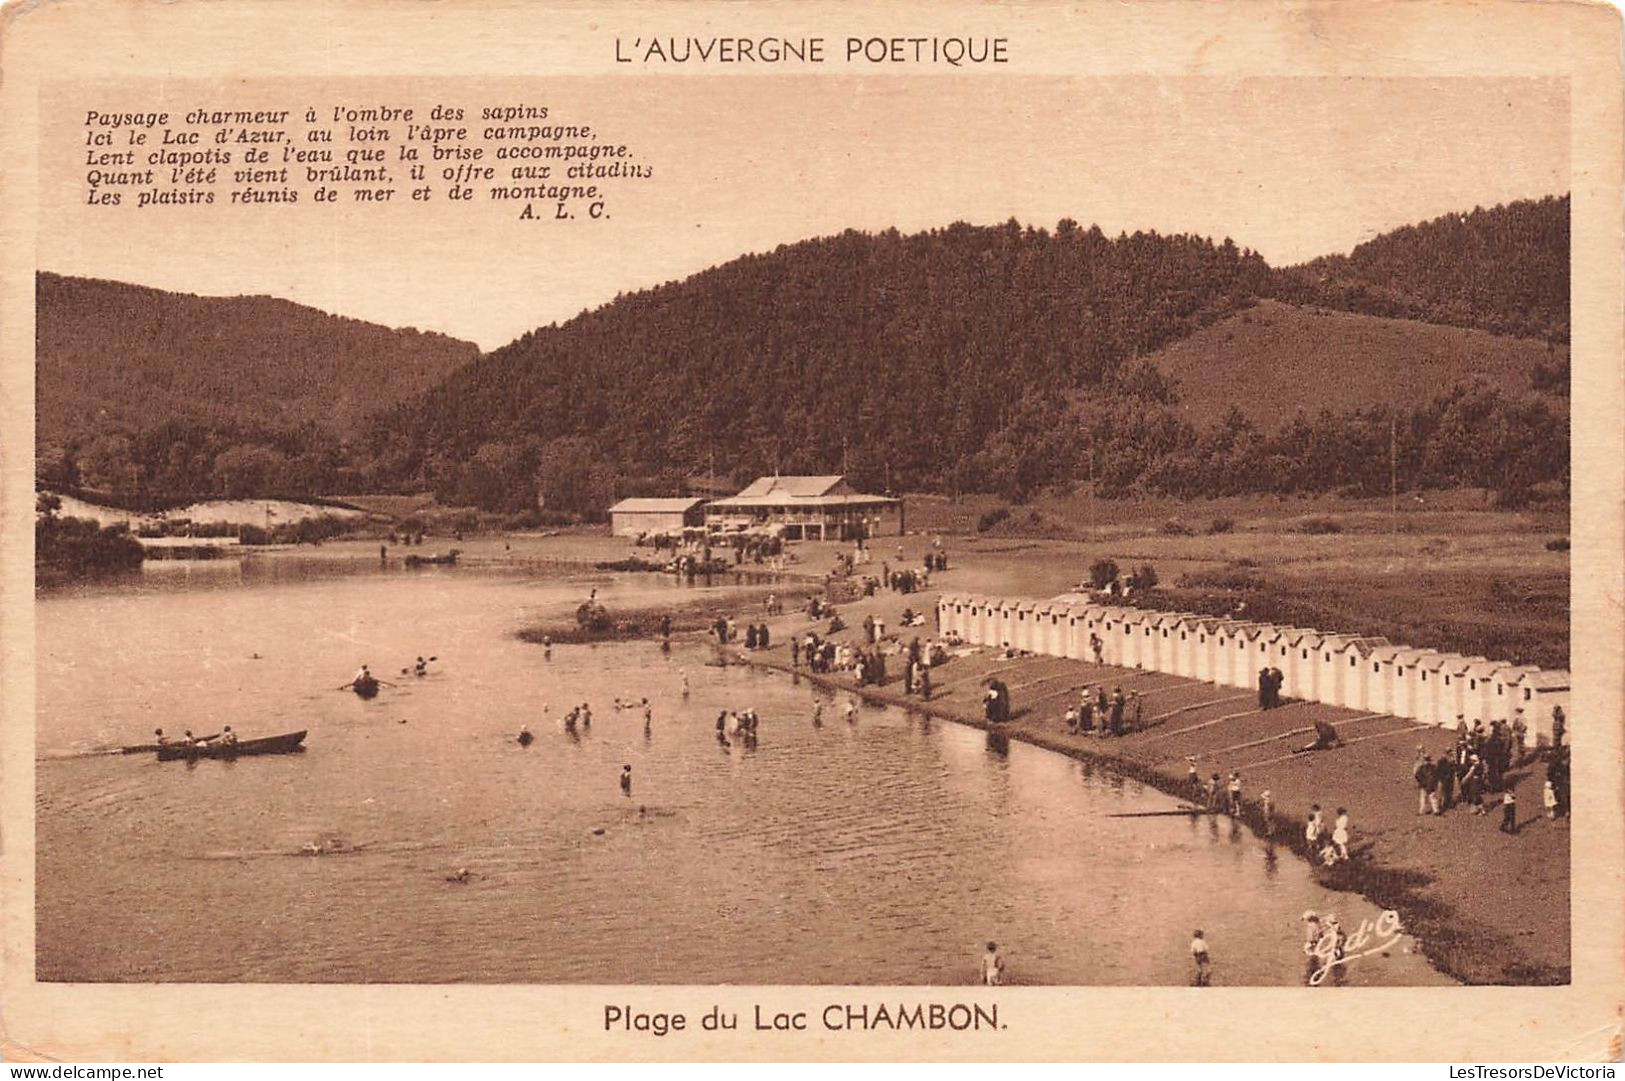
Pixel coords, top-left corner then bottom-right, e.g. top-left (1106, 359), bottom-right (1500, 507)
top-left (608, 497), bottom-right (707, 537)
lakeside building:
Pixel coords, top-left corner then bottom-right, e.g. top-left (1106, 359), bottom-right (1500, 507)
top-left (703, 475), bottom-right (903, 540)
top-left (607, 497), bottom-right (707, 537)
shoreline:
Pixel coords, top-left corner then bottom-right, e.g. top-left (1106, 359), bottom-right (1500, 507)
top-left (700, 585), bottom-right (1567, 987)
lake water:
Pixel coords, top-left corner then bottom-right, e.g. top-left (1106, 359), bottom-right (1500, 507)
top-left (36, 555), bottom-right (1450, 985)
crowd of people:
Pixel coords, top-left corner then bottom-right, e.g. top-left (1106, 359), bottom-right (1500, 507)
top-left (1303, 804), bottom-right (1355, 865)
top-left (1062, 684), bottom-right (1144, 736)
top-left (1410, 707), bottom-right (1569, 832)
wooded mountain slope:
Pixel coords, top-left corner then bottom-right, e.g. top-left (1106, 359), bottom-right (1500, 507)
top-left (373, 221), bottom-right (1273, 492)
top-left (1270, 195), bottom-right (1569, 342)
top-left (36, 272), bottom-right (479, 448)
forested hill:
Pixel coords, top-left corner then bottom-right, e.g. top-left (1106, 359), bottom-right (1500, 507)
top-left (1270, 195), bottom-right (1569, 342)
top-left (374, 222), bottom-right (1272, 492)
top-left (36, 272), bottom-right (479, 448)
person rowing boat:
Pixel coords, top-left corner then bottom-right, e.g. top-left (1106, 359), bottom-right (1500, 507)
top-left (339, 665), bottom-right (389, 698)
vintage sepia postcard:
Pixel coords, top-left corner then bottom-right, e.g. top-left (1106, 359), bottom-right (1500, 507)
top-left (1, 0), bottom-right (1622, 1063)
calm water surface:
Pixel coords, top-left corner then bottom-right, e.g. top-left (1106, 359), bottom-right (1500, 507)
top-left (37, 556), bottom-right (1450, 985)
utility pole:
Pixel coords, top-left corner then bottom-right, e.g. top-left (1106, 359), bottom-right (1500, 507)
top-left (1389, 414), bottom-right (1398, 556)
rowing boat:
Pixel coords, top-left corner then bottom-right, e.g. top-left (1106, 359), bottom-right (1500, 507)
top-left (121, 731), bottom-right (219, 754)
top-left (155, 730), bottom-right (307, 761)
top-left (353, 675), bottom-right (380, 699)
top-left (403, 549), bottom-right (460, 567)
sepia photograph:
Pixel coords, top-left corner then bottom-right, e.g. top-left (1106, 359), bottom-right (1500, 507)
top-left (3, 0), bottom-right (1622, 1064)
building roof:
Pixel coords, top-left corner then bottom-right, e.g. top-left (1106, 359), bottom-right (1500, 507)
top-left (609, 498), bottom-right (706, 513)
top-left (1518, 670), bottom-right (1571, 690)
top-left (1340, 637), bottom-right (1393, 656)
top-left (734, 475), bottom-right (850, 499)
top-left (707, 493), bottom-right (899, 509)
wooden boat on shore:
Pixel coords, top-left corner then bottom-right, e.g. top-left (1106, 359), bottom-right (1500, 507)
top-left (156, 730), bottom-right (307, 762)
top-left (404, 549), bottom-right (460, 568)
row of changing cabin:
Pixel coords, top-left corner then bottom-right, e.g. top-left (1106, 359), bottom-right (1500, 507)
top-left (936, 593), bottom-right (1572, 740)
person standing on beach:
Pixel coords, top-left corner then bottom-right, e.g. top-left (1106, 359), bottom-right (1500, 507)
top-left (1414, 751), bottom-right (1435, 815)
top-left (1332, 808), bottom-right (1351, 861)
top-left (980, 942), bottom-right (1005, 986)
top-left (1260, 789), bottom-right (1274, 836)
top-left (1437, 754), bottom-right (1457, 811)
top-left (1190, 930), bottom-right (1211, 986)
top-left (620, 765), bottom-right (632, 797)
top-left (1187, 758), bottom-right (1200, 800)
top-left (1499, 790), bottom-right (1518, 834)
top-left (1464, 755), bottom-right (1487, 815)
top-left (1257, 667), bottom-right (1270, 709)
top-left (1227, 772), bottom-right (1243, 816)
top-left (791, 637), bottom-right (800, 667)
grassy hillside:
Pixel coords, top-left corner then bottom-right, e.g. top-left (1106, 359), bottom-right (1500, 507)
top-left (36, 272), bottom-right (479, 447)
top-left (1148, 300), bottom-right (1567, 430)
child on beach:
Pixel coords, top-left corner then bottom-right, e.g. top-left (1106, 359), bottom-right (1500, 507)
top-left (1543, 780), bottom-right (1557, 819)
top-left (980, 942), bottom-right (1005, 986)
top-left (1190, 930), bottom-right (1211, 986)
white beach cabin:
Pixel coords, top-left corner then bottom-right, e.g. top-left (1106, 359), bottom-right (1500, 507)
top-left (1513, 669), bottom-right (1570, 742)
top-left (1333, 637), bottom-right (1392, 710)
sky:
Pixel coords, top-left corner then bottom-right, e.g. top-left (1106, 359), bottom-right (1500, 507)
top-left (42, 76), bottom-right (1569, 351)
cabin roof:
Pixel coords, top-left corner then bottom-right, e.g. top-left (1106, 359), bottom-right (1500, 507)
top-left (608, 497), bottom-right (706, 513)
top-left (733, 475), bottom-right (849, 498)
